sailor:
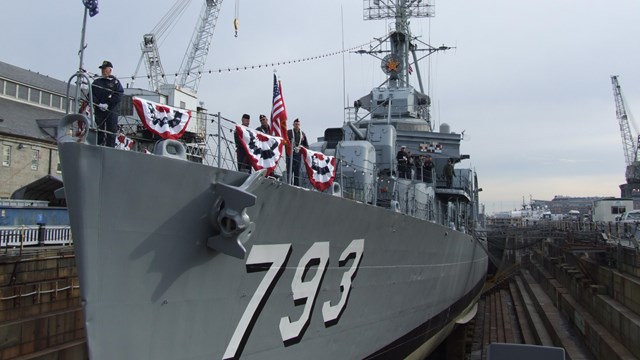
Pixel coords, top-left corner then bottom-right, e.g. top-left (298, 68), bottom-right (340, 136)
top-left (444, 158), bottom-right (456, 188)
top-left (286, 118), bottom-right (309, 186)
top-left (255, 114), bottom-right (270, 133)
top-left (92, 60), bottom-right (124, 147)
top-left (423, 155), bottom-right (434, 183)
top-left (396, 146), bottom-right (410, 179)
top-left (234, 114), bottom-right (252, 173)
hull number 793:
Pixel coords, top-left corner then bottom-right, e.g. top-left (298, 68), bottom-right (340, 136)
top-left (223, 239), bottom-right (365, 360)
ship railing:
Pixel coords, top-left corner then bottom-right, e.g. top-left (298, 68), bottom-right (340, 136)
top-left (0, 225), bottom-right (73, 249)
top-left (338, 178), bottom-right (377, 204)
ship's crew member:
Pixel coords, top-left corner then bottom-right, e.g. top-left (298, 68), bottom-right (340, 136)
top-left (423, 155), bottom-right (434, 183)
top-left (286, 118), bottom-right (309, 186)
top-left (396, 146), bottom-right (410, 179)
top-left (235, 114), bottom-right (252, 173)
top-left (255, 114), bottom-right (270, 133)
top-left (92, 60), bottom-right (124, 148)
top-left (444, 158), bottom-right (456, 188)
top-left (414, 156), bottom-right (424, 181)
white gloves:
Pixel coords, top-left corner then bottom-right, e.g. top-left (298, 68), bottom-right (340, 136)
top-left (97, 103), bottom-right (108, 111)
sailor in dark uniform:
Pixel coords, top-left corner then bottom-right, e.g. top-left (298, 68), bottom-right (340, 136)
top-left (423, 155), bottom-right (434, 183)
top-left (286, 118), bottom-right (309, 186)
top-left (396, 146), bottom-right (410, 179)
top-left (255, 114), bottom-right (270, 133)
top-left (92, 60), bottom-right (124, 147)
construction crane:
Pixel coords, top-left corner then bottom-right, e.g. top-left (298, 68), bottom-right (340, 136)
top-left (178, 0), bottom-right (222, 93)
top-left (611, 75), bottom-right (640, 193)
top-left (133, 0), bottom-right (222, 94)
top-left (611, 75), bottom-right (639, 166)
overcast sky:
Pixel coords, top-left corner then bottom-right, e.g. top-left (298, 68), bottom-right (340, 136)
top-left (4, 0), bottom-right (640, 214)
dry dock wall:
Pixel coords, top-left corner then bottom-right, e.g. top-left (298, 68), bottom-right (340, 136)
top-left (528, 247), bottom-right (639, 360)
top-left (0, 248), bottom-right (86, 359)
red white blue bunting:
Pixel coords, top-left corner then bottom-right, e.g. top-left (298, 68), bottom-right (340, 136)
top-left (299, 147), bottom-right (337, 191)
top-left (235, 125), bottom-right (284, 176)
top-left (132, 97), bottom-right (191, 140)
top-left (115, 133), bottom-right (135, 150)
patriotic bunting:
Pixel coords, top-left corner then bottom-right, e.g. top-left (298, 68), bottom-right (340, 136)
top-left (115, 133), bottom-right (135, 150)
top-left (132, 97), bottom-right (191, 140)
top-left (235, 125), bottom-right (284, 176)
top-left (299, 147), bottom-right (337, 191)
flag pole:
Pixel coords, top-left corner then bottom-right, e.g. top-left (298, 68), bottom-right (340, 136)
top-left (74, 7), bottom-right (89, 113)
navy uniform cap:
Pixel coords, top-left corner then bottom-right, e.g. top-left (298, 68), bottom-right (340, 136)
top-left (99, 60), bottom-right (113, 69)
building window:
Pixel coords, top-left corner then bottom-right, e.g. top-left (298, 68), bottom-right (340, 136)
top-left (31, 149), bottom-right (39, 170)
top-left (29, 88), bottom-right (40, 103)
top-left (52, 95), bottom-right (62, 109)
top-left (17, 85), bottom-right (28, 100)
top-left (2, 145), bottom-right (10, 167)
top-left (5, 81), bottom-right (16, 97)
top-left (611, 206), bottom-right (626, 215)
top-left (0, 79), bottom-right (4, 94)
top-left (41, 92), bottom-right (51, 106)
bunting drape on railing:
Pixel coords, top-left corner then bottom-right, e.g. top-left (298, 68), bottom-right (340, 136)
top-left (299, 147), bottom-right (337, 191)
top-left (235, 125), bottom-right (284, 176)
top-left (115, 133), bottom-right (135, 150)
top-left (132, 97), bottom-right (191, 140)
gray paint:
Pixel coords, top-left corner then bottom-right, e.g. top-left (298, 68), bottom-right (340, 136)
top-left (59, 141), bottom-right (487, 360)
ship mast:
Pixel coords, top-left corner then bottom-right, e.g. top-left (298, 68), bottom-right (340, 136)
top-left (354, 0), bottom-right (443, 127)
top-left (363, 0), bottom-right (434, 88)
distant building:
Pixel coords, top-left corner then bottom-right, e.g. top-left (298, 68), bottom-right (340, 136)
top-left (545, 195), bottom-right (604, 217)
top-left (0, 61), bottom-right (77, 200)
top-left (592, 198), bottom-right (633, 222)
top-left (487, 195), bottom-right (607, 225)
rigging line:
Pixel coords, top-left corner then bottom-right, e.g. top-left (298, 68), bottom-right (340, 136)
top-left (158, 2), bottom-right (193, 49)
top-left (153, 0), bottom-right (192, 40)
top-left (127, 40), bottom-right (375, 81)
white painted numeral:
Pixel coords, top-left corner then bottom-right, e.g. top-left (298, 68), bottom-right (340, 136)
top-left (279, 242), bottom-right (330, 344)
top-left (223, 244), bottom-right (291, 360)
top-left (322, 239), bottom-right (365, 324)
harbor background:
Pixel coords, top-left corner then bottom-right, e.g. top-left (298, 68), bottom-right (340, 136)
top-left (2, 0), bottom-right (640, 213)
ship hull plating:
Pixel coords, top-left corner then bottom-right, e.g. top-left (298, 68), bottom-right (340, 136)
top-left (59, 142), bottom-right (487, 360)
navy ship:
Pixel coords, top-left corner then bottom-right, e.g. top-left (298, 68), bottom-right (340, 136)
top-left (57, 1), bottom-right (488, 358)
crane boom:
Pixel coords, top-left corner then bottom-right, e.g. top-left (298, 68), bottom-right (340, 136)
top-left (611, 75), bottom-right (636, 166)
top-left (177, 0), bottom-right (223, 93)
top-left (141, 34), bottom-right (168, 92)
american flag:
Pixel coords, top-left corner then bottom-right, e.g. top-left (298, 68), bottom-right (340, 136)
top-left (270, 74), bottom-right (289, 152)
top-left (83, 0), bottom-right (99, 17)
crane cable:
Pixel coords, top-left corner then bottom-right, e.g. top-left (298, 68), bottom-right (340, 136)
top-left (234, 0), bottom-right (240, 37)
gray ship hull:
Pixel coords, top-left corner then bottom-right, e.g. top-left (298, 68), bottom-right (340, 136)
top-left (59, 141), bottom-right (487, 359)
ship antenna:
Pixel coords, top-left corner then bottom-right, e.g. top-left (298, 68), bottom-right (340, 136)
top-left (341, 5), bottom-right (347, 124)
